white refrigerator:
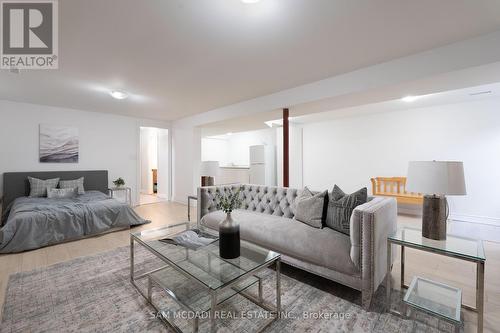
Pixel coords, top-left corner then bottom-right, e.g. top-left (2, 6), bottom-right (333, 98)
top-left (249, 145), bottom-right (276, 185)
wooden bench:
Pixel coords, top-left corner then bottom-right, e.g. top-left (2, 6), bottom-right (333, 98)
top-left (370, 177), bottom-right (423, 205)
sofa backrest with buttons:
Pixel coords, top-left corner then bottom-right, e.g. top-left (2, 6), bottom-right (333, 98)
top-left (198, 184), bottom-right (299, 220)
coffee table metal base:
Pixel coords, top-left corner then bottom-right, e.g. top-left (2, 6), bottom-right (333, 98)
top-left (130, 232), bottom-right (281, 333)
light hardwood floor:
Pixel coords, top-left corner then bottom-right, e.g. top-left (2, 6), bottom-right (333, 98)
top-left (0, 202), bottom-right (498, 332)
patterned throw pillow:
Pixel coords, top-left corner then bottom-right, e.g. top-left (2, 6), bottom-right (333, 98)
top-left (293, 187), bottom-right (328, 229)
top-left (47, 187), bottom-right (78, 199)
top-left (27, 177), bottom-right (60, 198)
top-left (325, 185), bottom-right (368, 235)
top-left (59, 177), bottom-right (85, 194)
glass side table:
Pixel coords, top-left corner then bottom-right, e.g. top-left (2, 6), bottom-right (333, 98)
top-left (108, 187), bottom-right (132, 206)
top-left (404, 276), bottom-right (462, 332)
top-left (386, 227), bottom-right (486, 332)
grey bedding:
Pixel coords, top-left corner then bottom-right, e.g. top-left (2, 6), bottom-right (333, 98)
top-left (0, 191), bottom-right (150, 253)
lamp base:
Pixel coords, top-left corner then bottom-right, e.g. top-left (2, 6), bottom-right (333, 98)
top-left (422, 195), bottom-right (447, 240)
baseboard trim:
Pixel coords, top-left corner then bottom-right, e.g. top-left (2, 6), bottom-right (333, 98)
top-left (172, 198), bottom-right (188, 205)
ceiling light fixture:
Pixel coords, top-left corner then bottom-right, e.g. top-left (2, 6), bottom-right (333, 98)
top-left (469, 90), bottom-right (492, 96)
top-left (401, 95), bottom-right (420, 103)
top-left (241, 0), bottom-right (261, 4)
top-left (109, 90), bottom-right (128, 100)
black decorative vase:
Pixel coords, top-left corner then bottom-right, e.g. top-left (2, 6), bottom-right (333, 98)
top-left (219, 212), bottom-right (240, 259)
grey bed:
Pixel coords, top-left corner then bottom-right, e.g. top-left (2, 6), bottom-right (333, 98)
top-left (0, 171), bottom-right (150, 253)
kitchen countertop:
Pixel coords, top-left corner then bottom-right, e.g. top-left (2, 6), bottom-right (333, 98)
top-left (219, 165), bottom-right (250, 169)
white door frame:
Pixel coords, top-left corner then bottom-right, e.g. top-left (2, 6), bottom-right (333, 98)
top-left (136, 124), bottom-right (172, 206)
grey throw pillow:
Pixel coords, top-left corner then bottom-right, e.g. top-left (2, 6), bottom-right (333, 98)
top-left (28, 177), bottom-right (60, 197)
top-left (325, 185), bottom-right (368, 235)
top-left (59, 177), bottom-right (85, 194)
top-left (47, 187), bottom-right (78, 199)
top-left (293, 187), bottom-right (327, 229)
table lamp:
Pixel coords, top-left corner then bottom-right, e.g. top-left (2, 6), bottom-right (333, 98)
top-left (200, 161), bottom-right (219, 186)
top-left (406, 161), bottom-right (466, 240)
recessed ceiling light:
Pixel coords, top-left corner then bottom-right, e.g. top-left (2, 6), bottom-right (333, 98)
top-left (241, 0), bottom-right (261, 3)
top-left (109, 90), bottom-right (128, 100)
top-left (401, 95), bottom-right (420, 102)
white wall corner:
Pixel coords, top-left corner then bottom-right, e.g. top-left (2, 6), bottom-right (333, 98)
top-left (448, 217), bottom-right (500, 243)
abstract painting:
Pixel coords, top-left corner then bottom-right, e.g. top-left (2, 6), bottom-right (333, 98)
top-left (39, 125), bottom-right (79, 163)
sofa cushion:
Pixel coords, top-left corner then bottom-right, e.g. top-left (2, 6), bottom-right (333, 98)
top-left (201, 209), bottom-right (359, 276)
top-left (326, 185), bottom-right (367, 235)
top-left (293, 187), bottom-right (327, 229)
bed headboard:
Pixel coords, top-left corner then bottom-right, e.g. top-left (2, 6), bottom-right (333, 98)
top-left (2, 170), bottom-right (109, 212)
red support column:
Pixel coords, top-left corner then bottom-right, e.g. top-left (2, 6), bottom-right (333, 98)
top-left (283, 108), bottom-right (289, 187)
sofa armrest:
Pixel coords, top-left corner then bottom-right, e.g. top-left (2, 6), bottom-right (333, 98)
top-left (350, 197), bottom-right (397, 308)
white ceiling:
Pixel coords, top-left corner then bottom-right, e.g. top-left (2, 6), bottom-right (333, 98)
top-left (294, 82), bottom-right (500, 124)
top-left (2, 0), bottom-right (500, 121)
top-left (200, 80), bottom-right (500, 136)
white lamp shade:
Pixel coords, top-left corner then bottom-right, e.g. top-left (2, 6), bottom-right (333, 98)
top-left (406, 161), bottom-right (466, 195)
top-left (200, 161), bottom-right (219, 177)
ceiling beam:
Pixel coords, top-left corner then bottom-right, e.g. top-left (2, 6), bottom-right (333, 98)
top-left (173, 30), bottom-right (500, 129)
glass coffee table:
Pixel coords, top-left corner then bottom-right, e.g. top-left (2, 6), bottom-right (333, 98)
top-left (386, 227), bottom-right (485, 332)
top-left (130, 222), bottom-right (281, 333)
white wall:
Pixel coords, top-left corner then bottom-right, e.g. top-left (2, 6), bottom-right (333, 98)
top-left (302, 98), bottom-right (500, 227)
top-left (201, 138), bottom-right (229, 165)
top-left (181, 128), bottom-right (279, 200)
top-left (172, 127), bottom-right (201, 204)
top-left (276, 124), bottom-right (303, 188)
top-left (0, 100), bottom-right (170, 206)
top-left (226, 128), bottom-right (276, 166)
top-left (201, 128), bottom-right (276, 167)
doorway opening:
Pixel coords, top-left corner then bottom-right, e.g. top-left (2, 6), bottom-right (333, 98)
top-left (139, 127), bottom-right (169, 205)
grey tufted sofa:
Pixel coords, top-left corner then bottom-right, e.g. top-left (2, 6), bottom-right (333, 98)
top-left (197, 184), bottom-right (397, 309)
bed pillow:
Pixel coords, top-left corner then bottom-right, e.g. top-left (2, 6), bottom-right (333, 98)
top-left (28, 177), bottom-right (60, 197)
top-left (325, 185), bottom-right (368, 235)
top-left (293, 187), bottom-right (328, 229)
top-left (47, 187), bottom-right (78, 199)
top-left (59, 177), bottom-right (85, 194)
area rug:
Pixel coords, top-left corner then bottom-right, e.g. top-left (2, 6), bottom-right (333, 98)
top-left (0, 246), bottom-right (458, 332)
